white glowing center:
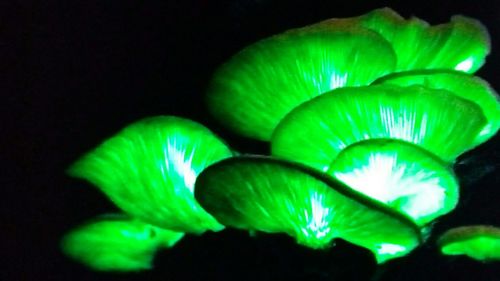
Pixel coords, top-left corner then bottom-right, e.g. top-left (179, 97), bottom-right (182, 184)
top-left (302, 192), bottom-right (333, 239)
top-left (334, 153), bottom-right (445, 220)
top-left (163, 140), bottom-right (197, 192)
top-left (380, 108), bottom-right (428, 144)
top-left (330, 72), bottom-right (348, 89)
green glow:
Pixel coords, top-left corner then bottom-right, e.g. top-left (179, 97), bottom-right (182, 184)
top-left (68, 116), bottom-right (233, 233)
top-left (327, 139), bottom-right (459, 226)
top-left (272, 85), bottom-right (487, 169)
top-left (195, 156), bottom-right (422, 263)
top-left (314, 8), bottom-right (490, 73)
top-left (363, 9), bottom-right (490, 73)
top-left (374, 69), bottom-right (500, 145)
top-left (207, 28), bottom-right (396, 140)
top-left (437, 225), bottom-right (500, 262)
top-left (61, 215), bottom-right (184, 271)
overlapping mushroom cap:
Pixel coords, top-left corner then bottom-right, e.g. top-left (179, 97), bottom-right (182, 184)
top-left (61, 215), bottom-right (184, 271)
top-left (207, 8), bottom-right (490, 141)
top-left (194, 156), bottom-right (422, 263)
top-left (68, 116), bottom-right (233, 233)
top-left (327, 139), bottom-right (459, 226)
top-left (63, 7), bottom-right (498, 272)
top-left (271, 84), bottom-right (487, 168)
top-left (437, 225), bottom-right (500, 262)
top-left (312, 8), bottom-right (490, 73)
top-left (374, 70), bottom-right (500, 145)
top-left (207, 26), bottom-right (397, 141)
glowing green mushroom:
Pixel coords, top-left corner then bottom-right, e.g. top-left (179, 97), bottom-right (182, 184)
top-left (68, 116), bottom-right (233, 233)
top-left (313, 8), bottom-right (490, 73)
top-left (437, 225), bottom-right (500, 262)
top-left (327, 139), bottom-right (459, 226)
top-left (207, 27), bottom-right (396, 141)
top-left (374, 69), bottom-right (500, 145)
top-left (272, 85), bottom-right (487, 169)
top-left (195, 156), bottom-right (422, 263)
top-left (61, 215), bottom-right (184, 271)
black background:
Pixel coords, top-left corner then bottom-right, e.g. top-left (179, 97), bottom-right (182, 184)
top-left (5, 0), bottom-right (500, 280)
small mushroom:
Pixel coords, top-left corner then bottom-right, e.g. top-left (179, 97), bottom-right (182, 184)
top-left (271, 84), bottom-right (487, 169)
top-left (60, 214), bottom-right (184, 271)
top-left (327, 139), bottom-right (459, 226)
top-left (68, 116), bottom-right (233, 233)
top-left (373, 69), bottom-right (500, 145)
top-left (206, 26), bottom-right (396, 141)
top-left (194, 156), bottom-right (422, 263)
top-left (437, 225), bottom-right (500, 262)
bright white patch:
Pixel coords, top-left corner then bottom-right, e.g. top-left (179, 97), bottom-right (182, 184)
top-left (301, 192), bottom-right (333, 239)
top-left (377, 243), bottom-right (406, 255)
top-left (163, 140), bottom-right (197, 192)
top-left (454, 57), bottom-right (474, 72)
top-left (334, 153), bottom-right (445, 221)
top-left (478, 123), bottom-right (492, 137)
top-left (381, 108), bottom-right (428, 144)
top-left (330, 72), bottom-right (348, 89)
top-left (335, 154), bottom-right (404, 202)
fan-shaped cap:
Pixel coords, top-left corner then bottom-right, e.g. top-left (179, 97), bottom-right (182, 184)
top-left (60, 215), bottom-right (184, 271)
top-left (271, 85), bottom-right (487, 169)
top-left (437, 225), bottom-right (500, 262)
top-left (314, 8), bottom-right (490, 73)
top-left (195, 156), bottom-right (422, 263)
top-left (374, 69), bottom-right (500, 145)
top-left (328, 139), bottom-right (459, 226)
top-left (207, 27), bottom-right (397, 140)
top-left (68, 116), bottom-right (233, 233)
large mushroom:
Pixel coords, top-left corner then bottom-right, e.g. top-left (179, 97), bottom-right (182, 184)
top-left (271, 84), bottom-right (487, 169)
top-left (327, 139), bottom-right (459, 226)
top-left (374, 69), bottom-right (500, 145)
top-left (206, 26), bottom-right (397, 141)
top-left (194, 156), bottom-right (422, 263)
top-left (68, 116), bottom-right (233, 233)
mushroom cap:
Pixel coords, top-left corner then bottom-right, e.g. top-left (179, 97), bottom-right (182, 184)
top-left (194, 156), bottom-right (422, 263)
top-left (271, 84), bottom-right (487, 169)
top-left (437, 225), bottom-right (500, 262)
top-left (206, 27), bottom-right (396, 141)
top-left (328, 139), bottom-right (459, 226)
top-left (60, 214), bottom-right (184, 271)
top-left (374, 69), bottom-right (500, 145)
top-left (313, 8), bottom-right (490, 73)
top-left (68, 116), bottom-right (233, 233)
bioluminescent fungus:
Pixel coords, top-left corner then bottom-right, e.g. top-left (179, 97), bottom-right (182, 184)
top-left (194, 156), bottom-right (422, 263)
top-left (207, 27), bottom-right (397, 140)
top-left (61, 214), bottom-right (184, 271)
top-left (62, 7), bottom-right (498, 276)
top-left (271, 84), bottom-right (487, 169)
top-left (373, 69), bottom-right (500, 145)
top-left (327, 139), bottom-right (459, 226)
top-left (437, 225), bottom-right (500, 262)
top-left (68, 116), bottom-right (233, 233)
top-left (313, 8), bottom-right (490, 73)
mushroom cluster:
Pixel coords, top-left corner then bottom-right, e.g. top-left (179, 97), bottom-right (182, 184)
top-left (61, 8), bottom-right (500, 272)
